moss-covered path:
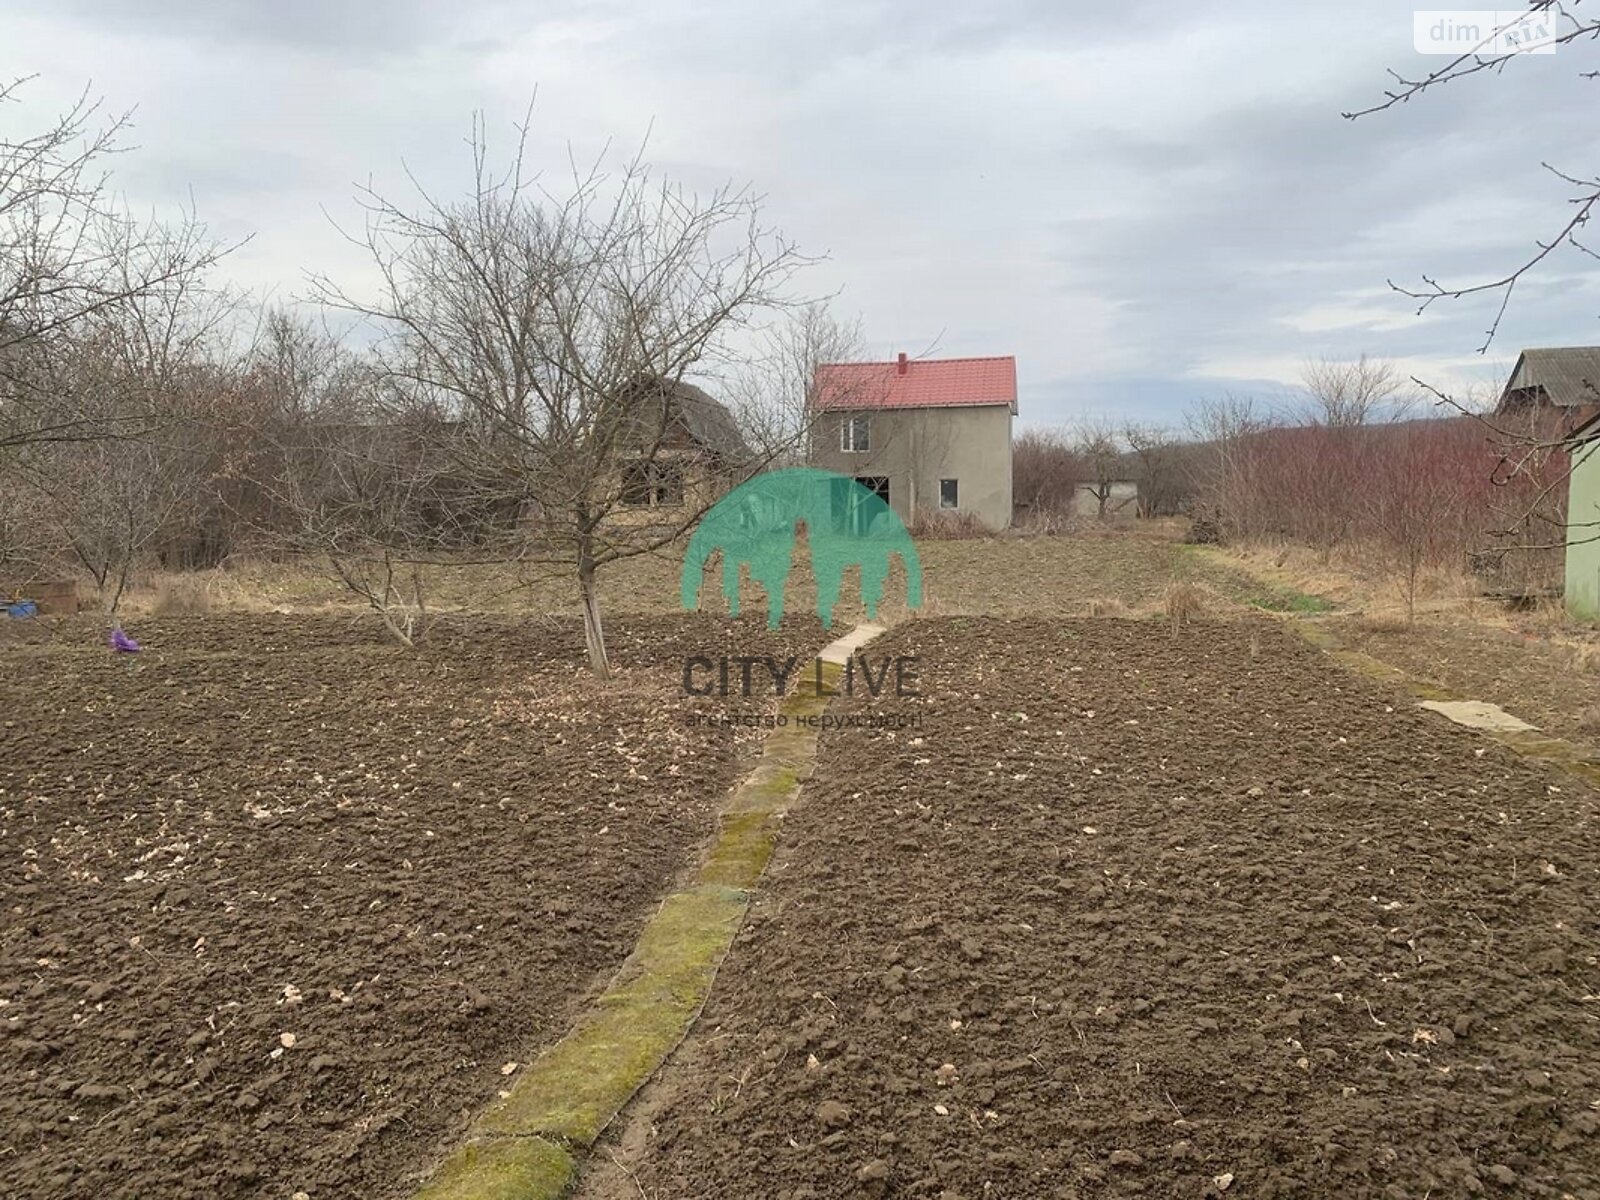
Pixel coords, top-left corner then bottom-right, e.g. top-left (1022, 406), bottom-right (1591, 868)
top-left (410, 630), bottom-right (876, 1200)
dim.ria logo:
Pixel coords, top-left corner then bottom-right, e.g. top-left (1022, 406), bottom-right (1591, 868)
top-left (680, 467), bottom-right (922, 628)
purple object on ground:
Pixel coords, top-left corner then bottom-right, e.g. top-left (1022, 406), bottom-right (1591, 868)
top-left (109, 627), bottom-right (140, 653)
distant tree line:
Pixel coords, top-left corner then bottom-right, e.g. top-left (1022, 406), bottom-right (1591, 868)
top-left (1012, 421), bottom-right (1197, 527)
top-left (1015, 358), bottom-right (1573, 619)
top-left (0, 82), bottom-right (850, 673)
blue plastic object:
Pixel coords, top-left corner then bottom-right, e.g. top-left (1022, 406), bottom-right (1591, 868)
top-left (6, 601), bottom-right (38, 618)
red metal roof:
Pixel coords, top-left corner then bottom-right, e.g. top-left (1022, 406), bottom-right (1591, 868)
top-left (813, 355), bottom-right (1017, 413)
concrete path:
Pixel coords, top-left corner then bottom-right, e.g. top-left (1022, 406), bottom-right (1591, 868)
top-left (1295, 621), bottom-right (1600, 789)
top-left (816, 622), bottom-right (886, 665)
top-left (1419, 698), bottom-right (1538, 734)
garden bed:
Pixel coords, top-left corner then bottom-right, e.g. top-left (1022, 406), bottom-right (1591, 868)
top-left (587, 617), bottom-right (1600, 1198)
top-left (0, 611), bottom-right (816, 1199)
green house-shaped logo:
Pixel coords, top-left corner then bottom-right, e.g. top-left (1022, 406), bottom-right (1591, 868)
top-left (681, 467), bottom-right (923, 628)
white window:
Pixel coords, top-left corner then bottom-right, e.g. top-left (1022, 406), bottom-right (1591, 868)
top-left (839, 414), bottom-right (870, 453)
top-left (939, 478), bottom-right (959, 509)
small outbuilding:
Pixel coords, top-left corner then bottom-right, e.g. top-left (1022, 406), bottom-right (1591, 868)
top-left (1568, 410), bottom-right (1600, 621)
top-left (1499, 346), bottom-right (1600, 413)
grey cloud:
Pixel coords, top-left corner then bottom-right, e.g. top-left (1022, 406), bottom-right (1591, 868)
top-left (21, 0), bottom-right (600, 55)
top-left (5, 0), bottom-right (1597, 429)
top-left (1037, 51), bottom-right (1600, 398)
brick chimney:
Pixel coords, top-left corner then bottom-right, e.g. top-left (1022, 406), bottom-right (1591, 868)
top-left (896, 352), bottom-right (908, 375)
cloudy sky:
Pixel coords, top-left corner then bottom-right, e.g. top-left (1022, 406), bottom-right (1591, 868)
top-left (6, 0), bottom-right (1598, 427)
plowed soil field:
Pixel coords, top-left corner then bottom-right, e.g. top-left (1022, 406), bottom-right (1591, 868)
top-left (587, 617), bottom-right (1600, 1199)
top-left (0, 612), bottom-right (815, 1200)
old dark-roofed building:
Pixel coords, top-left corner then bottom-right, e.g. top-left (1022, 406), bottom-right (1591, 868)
top-left (658, 376), bottom-right (751, 464)
top-left (612, 374), bottom-right (751, 519)
top-left (620, 374), bottom-right (750, 462)
top-left (1498, 346), bottom-right (1600, 413)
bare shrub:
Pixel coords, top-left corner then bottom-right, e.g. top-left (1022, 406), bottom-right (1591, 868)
top-left (1360, 420), bottom-right (1487, 620)
top-left (909, 509), bottom-right (988, 540)
top-left (1163, 581), bottom-right (1206, 626)
top-left (1012, 428), bottom-right (1079, 522)
top-left (1186, 506), bottom-right (1224, 544)
top-left (1184, 383), bottom-right (1560, 600)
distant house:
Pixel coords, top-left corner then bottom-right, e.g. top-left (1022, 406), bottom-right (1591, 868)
top-left (809, 353), bottom-right (1017, 530)
top-left (611, 375), bottom-right (750, 523)
top-left (1498, 347), bottom-right (1600, 427)
top-left (1567, 410), bottom-right (1600, 622)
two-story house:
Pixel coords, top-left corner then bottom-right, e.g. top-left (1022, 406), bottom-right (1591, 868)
top-left (810, 353), bottom-right (1017, 530)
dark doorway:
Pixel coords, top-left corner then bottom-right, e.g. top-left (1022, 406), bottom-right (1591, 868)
top-left (829, 475), bottom-right (891, 536)
top-left (854, 476), bottom-right (889, 505)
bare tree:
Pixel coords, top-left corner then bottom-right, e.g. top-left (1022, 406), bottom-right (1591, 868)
top-left (1010, 427), bottom-right (1078, 528)
top-left (311, 113), bottom-right (812, 675)
top-left (241, 307), bottom-right (373, 425)
top-left (230, 308), bottom-right (453, 644)
top-left (0, 76), bottom-right (230, 451)
top-left (13, 245), bottom-right (235, 610)
top-left (1071, 421), bottom-right (1126, 520)
top-left (28, 423), bottom-right (194, 610)
top-left (1300, 355), bottom-right (1411, 427)
top-left (0, 450), bottom-right (48, 578)
top-left (1184, 393), bottom-right (1271, 541)
top-left (220, 306), bottom-right (382, 555)
top-left (1345, 15), bottom-right (1600, 563)
top-left (269, 411), bottom-right (455, 646)
top-left (1122, 422), bottom-right (1181, 517)
top-left (727, 301), bottom-right (862, 465)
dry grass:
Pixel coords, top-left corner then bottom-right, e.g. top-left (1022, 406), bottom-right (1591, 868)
top-left (1358, 616), bottom-right (1413, 636)
top-left (1010, 509), bottom-right (1080, 536)
top-left (1568, 641), bottom-right (1600, 674)
top-left (1579, 703), bottom-right (1600, 739)
top-left (1209, 538), bottom-right (1509, 624)
top-left (908, 510), bottom-right (991, 540)
top-left (64, 527), bottom-right (1262, 628)
top-left (149, 575), bottom-right (213, 616)
top-left (1510, 595), bottom-right (1585, 637)
top-left (1162, 581), bottom-right (1208, 626)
